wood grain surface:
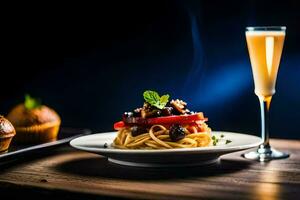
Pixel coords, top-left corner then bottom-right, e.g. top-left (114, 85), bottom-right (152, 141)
top-left (0, 139), bottom-right (299, 200)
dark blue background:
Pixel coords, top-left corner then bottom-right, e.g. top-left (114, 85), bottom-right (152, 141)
top-left (1, 1), bottom-right (299, 139)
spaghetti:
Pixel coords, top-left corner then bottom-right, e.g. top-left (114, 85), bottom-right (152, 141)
top-left (113, 124), bottom-right (212, 149)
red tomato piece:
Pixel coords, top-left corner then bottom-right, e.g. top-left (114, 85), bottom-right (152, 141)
top-left (113, 121), bottom-right (126, 130)
top-left (123, 112), bottom-right (207, 125)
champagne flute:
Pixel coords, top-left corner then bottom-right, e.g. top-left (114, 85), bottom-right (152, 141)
top-left (243, 26), bottom-right (289, 161)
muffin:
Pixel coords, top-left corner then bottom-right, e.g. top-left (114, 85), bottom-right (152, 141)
top-left (0, 115), bottom-right (16, 152)
top-left (7, 95), bottom-right (61, 144)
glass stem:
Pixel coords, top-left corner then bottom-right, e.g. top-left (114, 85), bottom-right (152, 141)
top-left (259, 96), bottom-right (272, 149)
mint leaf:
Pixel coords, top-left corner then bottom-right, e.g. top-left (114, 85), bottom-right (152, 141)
top-left (143, 90), bottom-right (169, 109)
top-left (155, 102), bottom-right (166, 110)
top-left (24, 94), bottom-right (41, 110)
top-left (143, 90), bottom-right (160, 105)
top-left (160, 95), bottom-right (169, 105)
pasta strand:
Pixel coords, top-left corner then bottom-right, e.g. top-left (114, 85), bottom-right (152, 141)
top-left (113, 124), bottom-right (211, 149)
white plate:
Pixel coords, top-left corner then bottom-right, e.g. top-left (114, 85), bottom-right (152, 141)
top-left (70, 131), bottom-right (262, 167)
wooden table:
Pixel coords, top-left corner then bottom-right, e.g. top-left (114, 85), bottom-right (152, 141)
top-left (0, 139), bottom-right (299, 200)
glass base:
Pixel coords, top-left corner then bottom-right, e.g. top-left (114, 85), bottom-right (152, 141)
top-left (242, 146), bottom-right (289, 162)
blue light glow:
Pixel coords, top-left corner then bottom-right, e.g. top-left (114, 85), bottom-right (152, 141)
top-left (183, 12), bottom-right (253, 108)
top-left (190, 62), bottom-right (252, 107)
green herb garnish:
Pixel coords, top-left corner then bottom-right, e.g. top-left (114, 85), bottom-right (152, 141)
top-left (212, 135), bottom-right (217, 146)
top-left (225, 140), bottom-right (232, 144)
top-left (143, 90), bottom-right (170, 109)
top-left (24, 94), bottom-right (41, 110)
top-left (212, 134), bottom-right (231, 146)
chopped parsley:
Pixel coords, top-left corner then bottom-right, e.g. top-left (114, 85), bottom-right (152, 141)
top-left (225, 140), bottom-right (232, 144)
top-left (212, 134), bottom-right (232, 146)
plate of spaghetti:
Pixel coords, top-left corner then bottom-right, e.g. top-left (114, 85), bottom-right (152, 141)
top-left (70, 90), bottom-right (262, 167)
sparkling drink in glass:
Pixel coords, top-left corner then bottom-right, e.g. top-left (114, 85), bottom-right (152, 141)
top-left (243, 26), bottom-right (289, 161)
